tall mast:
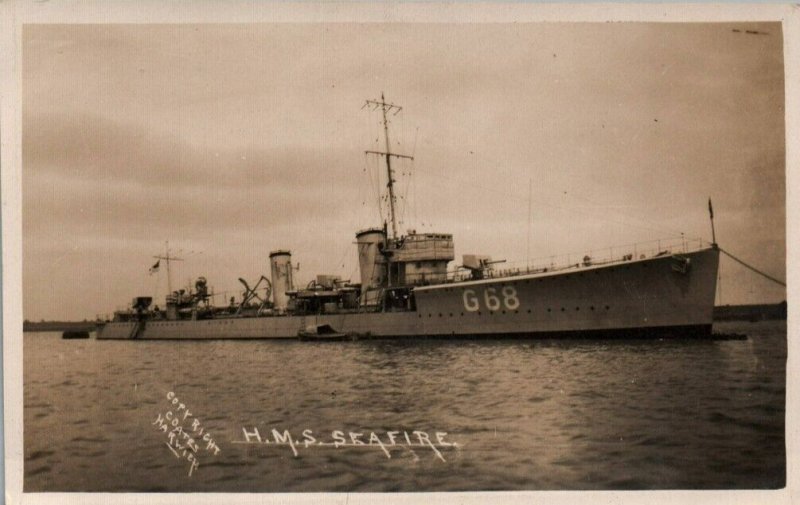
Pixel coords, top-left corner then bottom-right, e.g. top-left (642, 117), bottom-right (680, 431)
top-left (364, 93), bottom-right (414, 240)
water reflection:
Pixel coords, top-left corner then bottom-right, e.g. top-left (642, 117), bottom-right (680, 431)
top-left (24, 321), bottom-right (786, 491)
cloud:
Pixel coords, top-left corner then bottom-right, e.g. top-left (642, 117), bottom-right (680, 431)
top-left (24, 112), bottom-right (358, 189)
top-left (22, 22), bottom-right (787, 319)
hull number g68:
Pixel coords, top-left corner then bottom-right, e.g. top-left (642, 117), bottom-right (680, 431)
top-left (462, 286), bottom-right (520, 312)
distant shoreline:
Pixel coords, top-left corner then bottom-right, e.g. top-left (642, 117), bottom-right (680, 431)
top-left (23, 302), bottom-right (787, 333)
top-left (23, 321), bottom-right (100, 333)
top-left (713, 302), bottom-right (787, 322)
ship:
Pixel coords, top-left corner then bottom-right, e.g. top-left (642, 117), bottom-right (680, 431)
top-left (97, 95), bottom-right (720, 341)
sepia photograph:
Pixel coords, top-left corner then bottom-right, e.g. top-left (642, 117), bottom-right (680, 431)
top-left (3, 2), bottom-right (795, 502)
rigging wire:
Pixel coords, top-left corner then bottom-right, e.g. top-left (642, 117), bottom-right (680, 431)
top-left (410, 163), bottom-right (694, 240)
top-left (400, 157), bottom-right (413, 228)
top-left (410, 126), bottom-right (421, 229)
top-left (152, 269), bottom-right (161, 304)
top-left (559, 189), bottom-right (689, 239)
top-left (395, 129), bottom-right (694, 239)
top-left (362, 150), bottom-right (383, 223)
top-left (362, 99), bottom-right (693, 241)
top-left (412, 152), bottom-right (418, 229)
top-left (718, 247), bottom-right (786, 287)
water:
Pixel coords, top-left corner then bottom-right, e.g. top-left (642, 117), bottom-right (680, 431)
top-left (24, 321), bottom-right (786, 491)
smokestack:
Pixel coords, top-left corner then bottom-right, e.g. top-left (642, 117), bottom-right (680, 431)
top-left (269, 250), bottom-right (293, 311)
top-left (355, 228), bottom-right (386, 305)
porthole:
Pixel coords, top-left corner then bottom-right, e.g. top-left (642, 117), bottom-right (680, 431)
top-left (575, 307), bottom-right (580, 311)
top-left (561, 307), bottom-right (565, 312)
top-left (605, 305), bottom-right (610, 310)
top-left (547, 308), bottom-right (552, 312)
top-left (527, 309), bottom-right (531, 313)
top-left (590, 306), bottom-right (595, 311)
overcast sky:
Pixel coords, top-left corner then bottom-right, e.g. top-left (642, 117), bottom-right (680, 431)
top-left (23, 22), bottom-right (785, 321)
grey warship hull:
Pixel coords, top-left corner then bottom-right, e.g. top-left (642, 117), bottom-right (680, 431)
top-left (97, 247), bottom-right (719, 340)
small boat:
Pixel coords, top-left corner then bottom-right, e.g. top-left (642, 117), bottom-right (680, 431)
top-left (62, 330), bottom-right (90, 339)
top-left (298, 324), bottom-right (351, 341)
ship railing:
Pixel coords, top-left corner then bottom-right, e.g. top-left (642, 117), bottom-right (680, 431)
top-left (434, 236), bottom-right (710, 284)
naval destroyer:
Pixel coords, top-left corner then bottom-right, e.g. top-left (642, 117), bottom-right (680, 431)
top-left (97, 96), bottom-right (720, 340)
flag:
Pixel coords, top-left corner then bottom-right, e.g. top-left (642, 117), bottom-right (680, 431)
top-left (149, 260), bottom-right (160, 274)
top-left (708, 198), bottom-right (714, 219)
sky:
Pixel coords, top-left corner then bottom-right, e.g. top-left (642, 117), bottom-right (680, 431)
top-left (22, 22), bottom-right (786, 321)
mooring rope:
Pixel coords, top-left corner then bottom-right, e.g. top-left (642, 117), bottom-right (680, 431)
top-left (718, 247), bottom-right (786, 287)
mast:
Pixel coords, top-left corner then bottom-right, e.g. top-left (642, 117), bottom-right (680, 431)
top-left (708, 197), bottom-right (717, 247)
top-left (153, 241), bottom-right (183, 295)
top-left (364, 93), bottom-right (414, 241)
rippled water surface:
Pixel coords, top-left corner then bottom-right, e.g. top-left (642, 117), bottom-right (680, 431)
top-left (24, 321), bottom-right (786, 491)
